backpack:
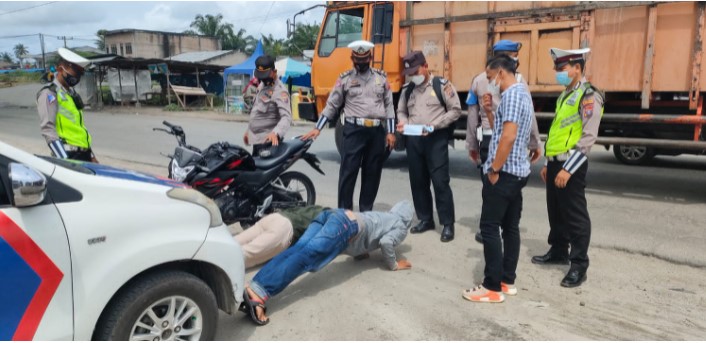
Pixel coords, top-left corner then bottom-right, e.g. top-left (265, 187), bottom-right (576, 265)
top-left (404, 77), bottom-right (456, 139)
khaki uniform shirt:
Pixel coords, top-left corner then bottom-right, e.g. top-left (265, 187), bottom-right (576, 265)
top-left (247, 79), bottom-right (292, 145)
top-left (320, 68), bottom-right (394, 121)
top-left (396, 75), bottom-right (462, 129)
top-left (36, 79), bottom-right (66, 144)
top-left (466, 72), bottom-right (542, 152)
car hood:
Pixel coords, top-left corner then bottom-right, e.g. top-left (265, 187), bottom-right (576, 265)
top-left (80, 161), bottom-right (186, 189)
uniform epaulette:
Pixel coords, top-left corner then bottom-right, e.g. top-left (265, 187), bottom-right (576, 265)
top-left (372, 68), bottom-right (387, 77)
top-left (339, 70), bottom-right (354, 79)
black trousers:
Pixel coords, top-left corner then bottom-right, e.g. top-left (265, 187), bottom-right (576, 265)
top-left (405, 131), bottom-right (455, 225)
top-left (67, 149), bottom-right (93, 162)
top-left (479, 134), bottom-right (492, 165)
top-left (338, 124), bottom-right (386, 211)
top-left (480, 172), bottom-right (528, 291)
top-left (546, 161), bottom-right (591, 271)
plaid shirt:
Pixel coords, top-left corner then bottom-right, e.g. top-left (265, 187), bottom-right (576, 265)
top-left (483, 83), bottom-right (534, 177)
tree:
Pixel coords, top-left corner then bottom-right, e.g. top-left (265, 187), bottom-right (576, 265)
top-left (261, 34), bottom-right (290, 57)
top-left (13, 43), bottom-right (29, 63)
top-left (224, 28), bottom-right (256, 54)
top-left (288, 23), bottom-right (320, 55)
top-left (95, 29), bottom-right (108, 51)
top-left (189, 14), bottom-right (235, 50)
top-left (1, 52), bottom-right (13, 64)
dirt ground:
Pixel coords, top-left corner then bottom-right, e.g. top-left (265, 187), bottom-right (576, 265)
top-left (2, 83), bottom-right (705, 340)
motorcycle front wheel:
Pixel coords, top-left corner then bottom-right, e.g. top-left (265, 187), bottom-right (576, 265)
top-left (271, 171), bottom-right (316, 208)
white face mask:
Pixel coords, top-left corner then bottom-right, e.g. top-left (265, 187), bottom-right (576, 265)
top-left (410, 74), bottom-right (425, 86)
top-left (487, 74), bottom-right (501, 95)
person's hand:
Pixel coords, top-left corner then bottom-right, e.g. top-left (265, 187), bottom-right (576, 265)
top-left (395, 259), bottom-right (412, 270)
top-left (386, 133), bottom-right (396, 151)
top-left (243, 132), bottom-right (250, 146)
top-left (90, 155), bottom-right (99, 164)
top-left (300, 128), bottom-right (320, 141)
top-left (529, 148), bottom-right (542, 164)
top-left (265, 132), bottom-right (279, 146)
top-left (540, 166), bottom-right (547, 183)
top-left (488, 171), bottom-right (500, 185)
top-left (554, 169), bottom-right (572, 189)
top-left (396, 121), bottom-right (405, 133)
top-left (469, 150), bottom-right (480, 164)
top-left (482, 93), bottom-right (493, 114)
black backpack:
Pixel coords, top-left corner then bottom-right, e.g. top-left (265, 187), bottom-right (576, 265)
top-left (404, 77), bottom-right (456, 139)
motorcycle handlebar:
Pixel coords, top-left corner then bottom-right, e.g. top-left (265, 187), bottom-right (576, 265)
top-left (163, 121), bottom-right (176, 129)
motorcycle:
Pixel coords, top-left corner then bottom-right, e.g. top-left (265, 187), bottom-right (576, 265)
top-left (154, 121), bottom-right (324, 226)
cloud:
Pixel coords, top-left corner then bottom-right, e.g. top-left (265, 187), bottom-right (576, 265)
top-left (0, 1), bottom-right (325, 55)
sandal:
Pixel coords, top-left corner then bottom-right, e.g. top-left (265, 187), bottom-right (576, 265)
top-left (243, 290), bottom-right (270, 326)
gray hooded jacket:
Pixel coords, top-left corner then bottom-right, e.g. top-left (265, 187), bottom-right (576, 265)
top-left (344, 200), bottom-right (414, 270)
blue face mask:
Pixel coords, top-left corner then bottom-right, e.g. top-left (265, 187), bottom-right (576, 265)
top-left (555, 71), bottom-right (572, 86)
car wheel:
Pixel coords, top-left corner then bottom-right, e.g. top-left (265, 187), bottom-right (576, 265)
top-left (94, 270), bottom-right (218, 341)
top-left (613, 144), bottom-right (655, 165)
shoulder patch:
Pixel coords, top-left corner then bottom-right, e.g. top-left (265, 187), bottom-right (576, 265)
top-left (581, 96), bottom-right (595, 118)
top-left (47, 93), bottom-right (57, 104)
top-left (279, 91), bottom-right (289, 104)
top-left (443, 83), bottom-right (455, 98)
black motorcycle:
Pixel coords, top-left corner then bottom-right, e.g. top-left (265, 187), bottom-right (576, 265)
top-left (154, 121), bottom-right (324, 226)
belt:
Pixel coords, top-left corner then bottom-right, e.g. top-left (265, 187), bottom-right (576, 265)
top-left (64, 144), bottom-right (90, 152)
top-left (548, 152), bottom-right (571, 162)
top-left (345, 117), bottom-right (382, 127)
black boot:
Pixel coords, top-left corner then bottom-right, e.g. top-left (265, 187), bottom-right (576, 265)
top-left (474, 231), bottom-right (483, 244)
top-left (440, 224), bottom-right (454, 242)
top-left (410, 220), bottom-right (435, 234)
top-left (560, 269), bottom-right (587, 288)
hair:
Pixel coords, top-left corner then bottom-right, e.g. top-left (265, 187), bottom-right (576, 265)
top-left (568, 60), bottom-right (585, 73)
top-left (486, 55), bottom-right (517, 74)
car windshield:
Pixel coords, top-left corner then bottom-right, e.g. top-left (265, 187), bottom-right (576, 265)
top-left (37, 155), bottom-right (95, 175)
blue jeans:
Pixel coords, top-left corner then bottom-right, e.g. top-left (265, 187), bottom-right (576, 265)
top-left (250, 209), bottom-right (359, 300)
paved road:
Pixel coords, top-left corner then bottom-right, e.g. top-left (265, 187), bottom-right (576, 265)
top-left (2, 83), bottom-right (705, 339)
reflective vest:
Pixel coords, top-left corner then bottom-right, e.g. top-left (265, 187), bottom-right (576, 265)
top-left (545, 82), bottom-right (602, 157)
top-left (55, 87), bottom-right (91, 148)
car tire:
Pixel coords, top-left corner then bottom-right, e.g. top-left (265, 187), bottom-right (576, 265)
top-left (613, 144), bottom-right (655, 165)
top-left (93, 270), bottom-right (218, 341)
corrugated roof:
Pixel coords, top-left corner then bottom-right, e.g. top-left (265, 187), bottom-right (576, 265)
top-left (168, 50), bottom-right (235, 63)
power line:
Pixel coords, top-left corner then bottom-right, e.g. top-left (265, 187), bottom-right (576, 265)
top-left (0, 1), bottom-right (58, 17)
top-left (258, 2), bottom-right (276, 36)
top-left (0, 33), bottom-right (40, 40)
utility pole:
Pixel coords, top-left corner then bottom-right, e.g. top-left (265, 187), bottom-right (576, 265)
top-left (56, 36), bottom-right (73, 48)
top-left (39, 33), bottom-right (46, 70)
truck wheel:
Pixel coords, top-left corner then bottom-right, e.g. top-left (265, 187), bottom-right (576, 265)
top-left (613, 144), bottom-right (655, 165)
top-left (94, 271), bottom-right (218, 341)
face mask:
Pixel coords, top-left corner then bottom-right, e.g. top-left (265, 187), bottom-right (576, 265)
top-left (62, 66), bottom-right (80, 87)
top-left (354, 63), bottom-right (370, 73)
top-left (487, 74), bottom-right (501, 95)
top-left (555, 71), bottom-right (572, 86)
top-left (410, 74), bottom-right (425, 86)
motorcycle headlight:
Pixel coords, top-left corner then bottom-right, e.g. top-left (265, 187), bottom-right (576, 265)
top-left (171, 162), bottom-right (195, 182)
top-left (167, 188), bottom-right (223, 228)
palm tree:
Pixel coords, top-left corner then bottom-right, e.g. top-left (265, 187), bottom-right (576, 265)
top-left (190, 14), bottom-right (235, 50)
top-left (1, 52), bottom-right (14, 64)
top-left (13, 43), bottom-right (29, 64)
top-left (288, 23), bottom-right (320, 55)
top-left (261, 34), bottom-right (290, 57)
top-left (224, 28), bottom-right (256, 54)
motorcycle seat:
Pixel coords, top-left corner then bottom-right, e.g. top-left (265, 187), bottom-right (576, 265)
top-left (253, 139), bottom-right (306, 170)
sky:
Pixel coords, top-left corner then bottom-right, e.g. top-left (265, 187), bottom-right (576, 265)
top-left (0, 0), bottom-right (326, 58)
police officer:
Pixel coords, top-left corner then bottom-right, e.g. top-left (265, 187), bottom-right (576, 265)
top-left (531, 47), bottom-right (604, 288)
top-left (36, 48), bottom-right (97, 162)
top-left (244, 55), bottom-right (292, 157)
top-left (396, 51), bottom-right (461, 242)
top-left (301, 40), bottom-right (396, 211)
top-left (466, 40), bottom-right (543, 243)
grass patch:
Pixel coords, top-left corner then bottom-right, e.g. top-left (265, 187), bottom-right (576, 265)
top-left (0, 71), bottom-right (43, 84)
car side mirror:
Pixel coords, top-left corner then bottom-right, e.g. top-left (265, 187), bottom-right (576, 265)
top-left (9, 163), bottom-right (47, 208)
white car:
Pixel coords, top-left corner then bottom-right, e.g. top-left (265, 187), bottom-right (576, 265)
top-left (0, 141), bottom-right (244, 341)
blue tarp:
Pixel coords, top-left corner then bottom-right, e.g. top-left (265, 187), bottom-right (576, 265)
top-left (223, 40), bottom-right (264, 78)
top-left (276, 58), bottom-right (311, 88)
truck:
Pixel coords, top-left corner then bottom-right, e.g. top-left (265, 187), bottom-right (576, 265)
top-left (294, 1), bottom-right (706, 165)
